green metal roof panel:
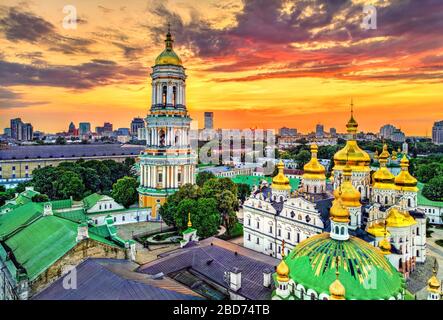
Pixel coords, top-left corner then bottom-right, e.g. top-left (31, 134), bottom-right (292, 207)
top-left (5, 215), bottom-right (79, 281)
top-left (417, 183), bottom-right (443, 208)
top-left (50, 199), bottom-right (73, 210)
top-left (0, 202), bottom-right (43, 240)
top-left (55, 209), bottom-right (87, 223)
top-left (230, 175), bottom-right (300, 191)
top-left (82, 193), bottom-right (103, 210)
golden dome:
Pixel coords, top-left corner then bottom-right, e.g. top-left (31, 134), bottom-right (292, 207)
top-left (329, 257), bottom-right (345, 300)
top-left (277, 240), bottom-right (290, 282)
top-left (333, 165), bottom-right (361, 207)
top-left (303, 144), bottom-right (326, 180)
top-left (330, 197), bottom-right (350, 223)
top-left (395, 155), bottom-right (418, 191)
top-left (333, 109), bottom-right (370, 171)
top-left (372, 144), bottom-right (395, 189)
top-left (272, 160), bottom-right (291, 191)
top-left (428, 261), bottom-right (441, 294)
top-left (155, 29), bottom-right (182, 66)
top-left (386, 207), bottom-right (416, 228)
top-left (379, 236), bottom-right (391, 255)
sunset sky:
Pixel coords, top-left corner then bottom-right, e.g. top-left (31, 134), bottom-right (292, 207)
top-left (0, 0), bottom-right (442, 135)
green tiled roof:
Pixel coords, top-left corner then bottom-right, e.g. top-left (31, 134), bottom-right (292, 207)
top-left (55, 209), bottom-right (87, 223)
top-left (82, 193), bottom-right (104, 210)
top-left (230, 175), bottom-right (300, 191)
top-left (417, 182), bottom-right (443, 208)
top-left (50, 199), bottom-right (73, 210)
top-left (282, 233), bottom-right (405, 300)
top-left (0, 202), bottom-right (43, 240)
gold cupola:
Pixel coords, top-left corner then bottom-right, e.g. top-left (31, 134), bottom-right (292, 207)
top-left (394, 155), bottom-right (418, 192)
top-left (330, 196), bottom-right (350, 224)
top-left (333, 104), bottom-right (370, 171)
top-left (155, 26), bottom-right (183, 66)
top-left (428, 260), bottom-right (441, 294)
top-left (372, 144), bottom-right (395, 189)
top-left (385, 207), bottom-right (416, 228)
top-left (379, 227), bottom-right (392, 255)
top-left (303, 143), bottom-right (326, 180)
top-left (329, 256), bottom-right (346, 300)
top-left (333, 163), bottom-right (361, 207)
top-left (272, 160), bottom-right (291, 191)
top-left (276, 240), bottom-right (290, 282)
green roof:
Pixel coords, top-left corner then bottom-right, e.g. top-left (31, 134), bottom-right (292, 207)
top-left (0, 202), bottom-right (43, 240)
top-left (230, 175), bottom-right (300, 191)
top-left (417, 182), bottom-right (443, 208)
top-left (82, 193), bottom-right (104, 210)
top-left (50, 199), bottom-right (73, 210)
top-left (55, 209), bottom-right (87, 223)
top-left (281, 233), bottom-right (405, 300)
top-left (183, 227), bottom-right (196, 235)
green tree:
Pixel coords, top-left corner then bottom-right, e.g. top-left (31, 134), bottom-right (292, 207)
top-left (196, 171), bottom-right (216, 187)
top-left (237, 183), bottom-right (251, 203)
top-left (415, 163), bottom-right (442, 183)
top-left (32, 194), bottom-right (49, 202)
top-left (423, 176), bottom-right (443, 201)
top-left (159, 184), bottom-right (201, 227)
top-left (111, 176), bottom-right (139, 208)
top-left (296, 149), bottom-right (311, 169)
top-left (55, 136), bottom-right (67, 145)
top-left (53, 171), bottom-right (85, 200)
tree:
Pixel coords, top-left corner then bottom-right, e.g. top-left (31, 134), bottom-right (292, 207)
top-left (159, 184), bottom-right (201, 227)
top-left (0, 186), bottom-right (5, 192)
top-left (237, 183), bottom-right (251, 203)
top-left (32, 194), bottom-right (49, 202)
top-left (415, 163), bottom-right (442, 183)
top-left (55, 136), bottom-right (67, 145)
top-left (196, 171), bottom-right (216, 187)
top-left (423, 176), bottom-right (443, 201)
top-left (111, 176), bottom-right (139, 208)
top-left (296, 150), bottom-right (311, 169)
top-left (53, 171), bottom-right (85, 200)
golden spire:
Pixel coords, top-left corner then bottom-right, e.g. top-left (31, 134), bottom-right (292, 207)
top-left (276, 239), bottom-right (289, 282)
top-left (379, 221), bottom-right (391, 255)
top-left (346, 99), bottom-right (358, 134)
top-left (329, 256), bottom-right (346, 300)
top-left (428, 259), bottom-right (441, 294)
top-left (187, 211), bottom-right (192, 228)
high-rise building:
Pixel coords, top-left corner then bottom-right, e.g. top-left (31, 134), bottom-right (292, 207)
top-left (329, 128), bottom-right (337, 137)
top-left (138, 28), bottom-right (197, 218)
top-left (103, 122), bottom-right (113, 132)
top-left (3, 128), bottom-right (11, 137)
top-left (379, 124), bottom-right (396, 139)
top-left (117, 128), bottom-right (130, 136)
top-left (22, 123), bottom-right (33, 141)
top-left (432, 121), bottom-right (443, 145)
top-left (68, 122), bottom-right (76, 134)
top-left (10, 118), bottom-right (33, 141)
top-left (391, 128), bottom-right (406, 142)
top-left (131, 118), bottom-right (145, 136)
top-left (204, 112), bottom-right (214, 130)
top-left (315, 124), bottom-right (324, 138)
top-left (79, 122), bottom-right (91, 135)
top-left (279, 127), bottom-right (297, 137)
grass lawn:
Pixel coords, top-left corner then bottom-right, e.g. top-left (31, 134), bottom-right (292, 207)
top-left (218, 222), bottom-right (243, 240)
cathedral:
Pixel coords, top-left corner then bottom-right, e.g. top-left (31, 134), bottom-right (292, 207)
top-left (137, 27), bottom-right (197, 218)
top-left (243, 108), bottom-right (427, 279)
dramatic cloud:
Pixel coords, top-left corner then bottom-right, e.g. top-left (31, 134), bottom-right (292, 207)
top-left (0, 87), bottom-right (47, 109)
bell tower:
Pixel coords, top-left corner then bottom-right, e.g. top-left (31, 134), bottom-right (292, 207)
top-left (138, 26), bottom-right (197, 218)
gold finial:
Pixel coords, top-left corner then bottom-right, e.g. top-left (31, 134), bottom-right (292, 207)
top-left (187, 211), bottom-right (192, 228)
top-left (281, 239), bottom-right (286, 257)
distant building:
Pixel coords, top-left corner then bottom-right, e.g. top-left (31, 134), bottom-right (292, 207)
top-left (130, 118), bottom-right (145, 136)
top-left (3, 128), bottom-right (11, 137)
top-left (204, 112), bottom-right (214, 130)
top-left (79, 122), bottom-right (91, 135)
top-left (380, 124), bottom-right (396, 139)
top-left (391, 128), bottom-right (406, 142)
top-left (10, 118), bottom-right (33, 141)
top-left (279, 127), bottom-right (297, 137)
top-left (116, 128), bottom-right (130, 136)
top-left (329, 128), bottom-right (337, 137)
top-left (432, 120), bottom-right (443, 145)
top-left (315, 124), bottom-right (324, 138)
top-left (68, 122), bottom-right (76, 135)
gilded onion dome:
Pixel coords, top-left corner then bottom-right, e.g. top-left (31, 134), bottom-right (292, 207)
top-left (333, 164), bottom-right (361, 207)
top-left (329, 257), bottom-right (345, 300)
top-left (372, 144), bottom-right (395, 189)
top-left (272, 160), bottom-right (291, 191)
top-left (394, 155), bottom-right (418, 192)
top-left (379, 229), bottom-right (392, 255)
top-left (303, 144), bottom-right (326, 180)
top-left (428, 261), bottom-right (441, 294)
top-left (277, 241), bottom-right (289, 282)
top-left (330, 197), bottom-right (350, 223)
top-left (385, 207), bottom-right (416, 228)
top-left (155, 27), bottom-right (182, 66)
top-left (333, 108), bottom-right (370, 171)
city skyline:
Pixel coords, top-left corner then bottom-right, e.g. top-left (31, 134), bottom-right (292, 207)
top-left (1, 0), bottom-right (443, 135)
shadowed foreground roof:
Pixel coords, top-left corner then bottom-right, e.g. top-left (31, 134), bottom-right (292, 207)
top-left (138, 237), bottom-right (279, 300)
top-left (33, 259), bottom-right (203, 300)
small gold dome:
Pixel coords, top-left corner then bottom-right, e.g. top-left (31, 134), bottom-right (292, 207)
top-left (329, 258), bottom-right (345, 300)
top-left (428, 262), bottom-right (441, 294)
top-left (395, 155), bottom-right (418, 191)
top-left (372, 144), bottom-right (396, 190)
top-left (379, 237), bottom-right (391, 255)
top-left (303, 144), bottom-right (326, 180)
top-left (386, 207), bottom-right (416, 228)
top-left (272, 160), bottom-right (291, 191)
top-left (330, 197), bottom-right (350, 223)
top-left (155, 30), bottom-right (182, 66)
top-left (276, 260), bottom-right (289, 282)
top-left (334, 165), bottom-right (361, 207)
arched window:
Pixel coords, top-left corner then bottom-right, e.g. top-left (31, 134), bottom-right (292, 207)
top-left (162, 86), bottom-right (167, 105)
top-left (408, 198), bottom-right (411, 207)
top-left (311, 293), bottom-right (316, 300)
top-left (314, 186), bottom-right (317, 193)
top-left (385, 196), bottom-right (388, 205)
top-left (335, 226), bottom-right (339, 234)
top-left (341, 226), bottom-right (345, 235)
top-left (159, 129), bottom-right (166, 147)
top-left (172, 86), bottom-right (177, 106)
top-left (377, 195), bottom-right (380, 203)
